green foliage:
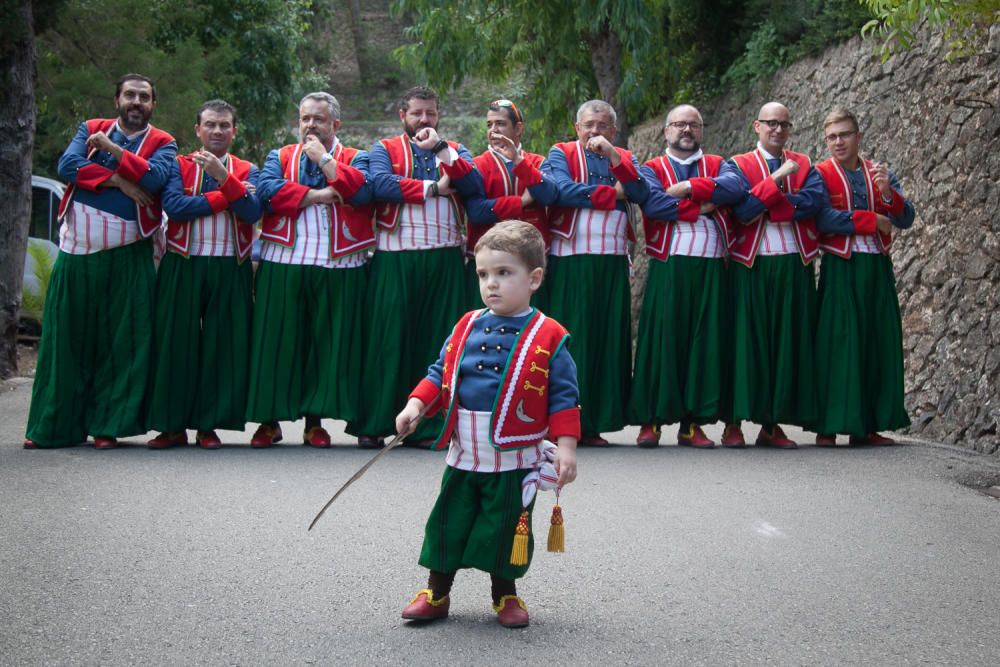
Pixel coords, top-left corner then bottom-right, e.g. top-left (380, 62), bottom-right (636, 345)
top-left (721, 22), bottom-right (787, 90)
top-left (860, 0), bottom-right (999, 60)
top-left (34, 0), bottom-right (317, 174)
top-left (20, 240), bottom-right (57, 326)
top-left (391, 0), bottom-right (669, 149)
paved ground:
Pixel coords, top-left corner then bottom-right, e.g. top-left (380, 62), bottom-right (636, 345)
top-left (2, 378), bottom-right (999, 665)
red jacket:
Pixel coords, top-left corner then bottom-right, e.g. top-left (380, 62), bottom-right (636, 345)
top-left (815, 157), bottom-right (901, 258)
top-left (410, 309), bottom-right (581, 451)
top-left (728, 148), bottom-right (819, 267)
top-left (166, 152), bottom-right (255, 262)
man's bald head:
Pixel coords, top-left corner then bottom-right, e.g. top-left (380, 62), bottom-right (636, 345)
top-left (753, 102), bottom-right (793, 155)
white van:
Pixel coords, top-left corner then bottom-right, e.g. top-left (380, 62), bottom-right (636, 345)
top-left (22, 176), bottom-right (65, 327)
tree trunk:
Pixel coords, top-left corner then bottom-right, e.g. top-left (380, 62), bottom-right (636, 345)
top-left (346, 0), bottom-right (371, 83)
top-left (0, 0), bottom-right (37, 379)
top-left (585, 27), bottom-right (628, 146)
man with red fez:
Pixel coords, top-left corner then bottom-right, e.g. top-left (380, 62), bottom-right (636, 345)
top-left (350, 86), bottom-right (477, 448)
top-left (247, 92), bottom-right (374, 448)
top-left (540, 99), bottom-right (649, 446)
top-left (670, 102), bottom-right (826, 448)
top-left (25, 73), bottom-right (177, 449)
top-left (631, 104), bottom-right (735, 448)
top-left (813, 108), bottom-right (914, 446)
top-left (451, 99), bottom-right (559, 301)
top-left (146, 99), bottom-right (261, 450)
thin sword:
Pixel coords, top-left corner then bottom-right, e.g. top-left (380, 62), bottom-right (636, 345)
top-left (307, 396), bottom-right (440, 531)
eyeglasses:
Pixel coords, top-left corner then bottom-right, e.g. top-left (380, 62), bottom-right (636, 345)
top-left (825, 130), bottom-right (858, 143)
top-left (579, 121), bottom-right (612, 132)
top-left (757, 119), bottom-right (793, 130)
top-left (667, 121), bottom-right (703, 130)
top-left (489, 99), bottom-right (522, 123)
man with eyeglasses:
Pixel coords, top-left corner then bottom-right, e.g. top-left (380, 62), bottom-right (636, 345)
top-left (25, 73), bottom-right (177, 450)
top-left (671, 101), bottom-right (825, 448)
top-left (350, 86), bottom-right (477, 448)
top-left (631, 104), bottom-right (736, 448)
top-left (813, 108), bottom-right (914, 446)
top-left (541, 99), bottom-right (649, 446)
top-left (246, 92), bottom-right (374, 449)
top-left (451, 99), bottom-right (559, 301)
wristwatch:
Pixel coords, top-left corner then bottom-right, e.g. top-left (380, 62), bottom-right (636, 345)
top-left (318, 152), bottom-right (334, 168)
top-left (428, 181), bottom-right (440, 197)
top-left (431, 140), bottom-right (449, 155)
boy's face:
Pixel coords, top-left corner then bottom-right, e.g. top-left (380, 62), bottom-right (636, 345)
top-left (475, 248), bottom-right (543, 317)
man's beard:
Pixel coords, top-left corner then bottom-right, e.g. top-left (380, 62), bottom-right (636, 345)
top-left (403, 121), bottom-right (434, 138)
top-left (669, 136), bottom-right (699, 152)
top-left (119, 105), bottom-right (150, 132)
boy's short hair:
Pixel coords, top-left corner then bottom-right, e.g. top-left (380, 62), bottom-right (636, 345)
top-left (474, 220), bottom-right (546, 272)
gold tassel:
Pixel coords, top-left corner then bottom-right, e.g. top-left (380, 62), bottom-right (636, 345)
top-left (547, 504), bottom-right (565, 553)
top-left (510, 510), bottom-right (530, 565)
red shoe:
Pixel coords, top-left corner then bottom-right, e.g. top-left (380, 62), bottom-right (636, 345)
top-left (303, 426), bottom-right (332, 448)
top-left (850, 432), bottom-right (896, 446)
top-left (251, 424), bottom-right (282, 448)
top-left (196, 431), bottom-right (222, 449)
top-left (580, 435), bottom-right (610, 447)
top-left (815, 433), bottom-right (837, 447)
top-left (677, 424), bottom-right (715, 448)
top-left (401, 589), bottom-right (450, 621)
top-left (756, 425), bottom-right (798, 449)
top-left (494, 595), bottom-right (529, 628)
top-left (720, 424), bottom-right (747, 448)
top-left (23, 439), bottom-right (37, 449)
top-left (93, 436), bottom-right (118, 450)
top-left (636, 424), bottom-right (660, 448)
top-left (148, 431), bottom-right (188, 449)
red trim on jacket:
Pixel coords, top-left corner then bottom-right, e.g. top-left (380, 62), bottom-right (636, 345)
top-left (728, 148), bottom-right (818, 267)
top-left (260, 143), bottom-right (375, 259)
top-left (548, 141), bottom-right (636, 243)
top-left (815, 157), bottom-right (892, 258)
top-left (467, 150), bottom-right (551, 255)
top-left (640, 153), bottom-right (734, 262)
top-left (57, 118), bottom-right (174, 238)
top-left (166, 153), bottom-right (255, 262)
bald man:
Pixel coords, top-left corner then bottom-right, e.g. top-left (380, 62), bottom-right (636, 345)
top-left (682, 102), bottom-right (826, 448)
top-left (632, 105), bottom-right (736, 448)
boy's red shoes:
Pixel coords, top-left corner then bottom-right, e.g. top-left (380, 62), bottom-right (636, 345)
top-left (677, 424), bottom-right (715, 448)
top-left (815, 433), bottom-right (837, 447)
top-left (636, 424), bottom-right (660, 448)
top-left (494, 595), bottom-right (529, 628)
top-left (303, 426), bottom-right (332, 448)
top-left (755, 425), bottom-right (798, 448)
top-left (401, 589), bottom-right (449, 621)
top-left (579, 435), bottom-right (609, 447)
top-left (250, 424), bottom-right (282, 448)
top-left (720, 424), bottom-right (747, 448)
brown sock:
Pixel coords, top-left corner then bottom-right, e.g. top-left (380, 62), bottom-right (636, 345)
top-left (427, 570), bottom-right (455, 599)
top-left (490, 575), bottom-right (517, 605)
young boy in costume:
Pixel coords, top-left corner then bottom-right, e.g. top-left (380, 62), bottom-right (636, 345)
top-left (395, 220), bottom-right (580, 628)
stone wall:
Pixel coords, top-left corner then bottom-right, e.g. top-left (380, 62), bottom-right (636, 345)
top-left (628, 26), bottom-right (1000, 454)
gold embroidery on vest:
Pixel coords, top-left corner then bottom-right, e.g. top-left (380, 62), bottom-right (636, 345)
top-left (523, 380), bottom-right (545, 396)
top-left (534, 345), bottom-right (551, 357)
top-left (529, 361), bottom-right (549, 378)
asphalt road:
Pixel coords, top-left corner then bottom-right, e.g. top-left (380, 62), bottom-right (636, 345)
top-left (2, 378), bottom-right (999, 666)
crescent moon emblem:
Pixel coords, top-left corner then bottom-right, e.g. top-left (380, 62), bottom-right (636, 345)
top-left (515, 399), bottom-right (535, 424)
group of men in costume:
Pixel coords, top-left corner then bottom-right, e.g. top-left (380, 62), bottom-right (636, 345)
top-left (23, 72), bottom-right (913, 450)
